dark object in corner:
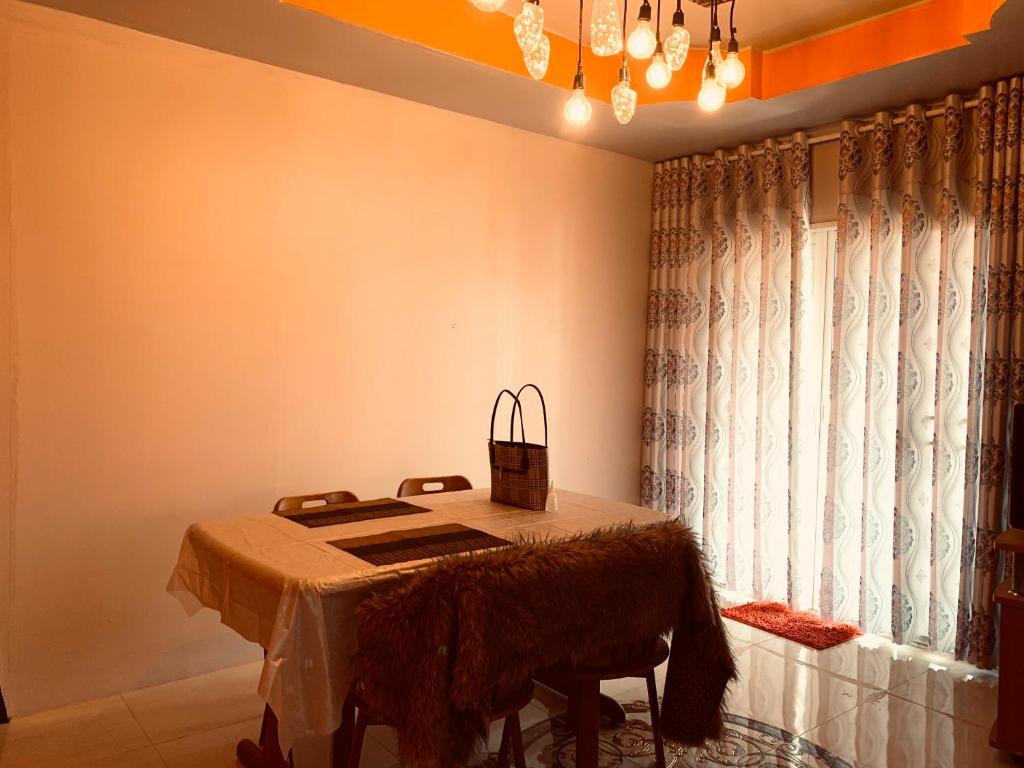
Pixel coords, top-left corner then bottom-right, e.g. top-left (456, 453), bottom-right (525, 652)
top-left (990, 402), bottom-right (1024, 753)
top-left (1012, 403), bottom-right (1024, 529)
top-left (0, 683), bottom-right (9, 724)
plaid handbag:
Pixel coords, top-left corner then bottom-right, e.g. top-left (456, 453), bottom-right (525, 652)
top-left (488, 385), bottom-right (549, 511)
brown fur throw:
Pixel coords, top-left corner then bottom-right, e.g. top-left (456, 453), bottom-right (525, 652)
top-left (352, 521), bottom-right (736, 768)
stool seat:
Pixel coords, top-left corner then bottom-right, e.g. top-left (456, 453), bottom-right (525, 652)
top-left (543, 637), bottom-right (670, 680)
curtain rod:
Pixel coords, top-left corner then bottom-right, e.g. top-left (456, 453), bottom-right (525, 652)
top-left (695, 98), bottom-right (980, 166)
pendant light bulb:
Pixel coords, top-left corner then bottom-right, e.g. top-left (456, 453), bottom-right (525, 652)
top-left (663, 4), bottom-right (690, 71)
top-left (564, 73), bottom-right (592, 126)
top-left (697, 56), bottom-right (725, 112)
top-left (524, 34), bottom-right (550, 79)
top-left (719, 38), bottom-right (745, 89)
top-left (469, 0), bottom-right (507, 11)
top-left (514, 0), bottom-right (544, 55)
top-left (611, 62), bottom-right (637, 125)
top-left (710, 28), bottom-right (726, 87)
top-left (645, 44), bottom-right (672, 89)
top-left (626, 0), bottom-right (657, 60)
top-left (711, 40), bottom-right (724, 67)
top-left (565, 0), bottom-right (590, 126)
top-left (590, 0), bottom-right (623, 56)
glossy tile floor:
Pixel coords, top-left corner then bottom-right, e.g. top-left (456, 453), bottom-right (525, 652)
top-left (0, 619), bottom-right (1008, 768)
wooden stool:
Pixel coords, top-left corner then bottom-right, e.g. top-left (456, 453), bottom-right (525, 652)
top-left (333, 678), bottom-right (534, 768)
top-left (541, 638), bottom-right (670, 768)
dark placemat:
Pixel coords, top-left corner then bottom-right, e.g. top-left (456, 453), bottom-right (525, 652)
top-left (329, 523), bottom-right (513, 566)
top-left (284, 498), bottom-right (430, 528)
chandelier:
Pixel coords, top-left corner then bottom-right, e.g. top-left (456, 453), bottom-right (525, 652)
top-left (468, 0), bottom-right (745, 125)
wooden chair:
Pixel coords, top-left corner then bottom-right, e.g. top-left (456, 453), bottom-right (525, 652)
top-left (272, 490), bottom-right (359, 515)
top-left (243, 489), bottom-right (360, 765)
top-left (395, 475), bottom-right (472, 498)
top-left (540, 638), bottom-right (670, 768)
top-left (333, 679), bottom-right (533, 768)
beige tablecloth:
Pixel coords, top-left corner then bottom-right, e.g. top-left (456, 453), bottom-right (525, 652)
top-left (167, 488), bottom-right (664, 752)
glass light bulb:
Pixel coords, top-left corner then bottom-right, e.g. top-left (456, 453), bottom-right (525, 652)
top-left (524, 34), bottom-right (550, 80)
top-left (590, 0), bottom-right (623, 56)
top-left (711, 39), bottom-right (726, 85)
top-left (719, 50), bottom-right (745, 88)
top-left (627, 20), bottom-right (657, 60)
top-left (611, 78), bottom-right (637, 125)
top-left (513, 1), bottom-right (544, 55)
top-left (563, 87), bottom-right (592, 126)
top-left (663, 24), bottom-right (690, 71)
top-left (698, 64), bottom-right (726, 112)
top-left (469, 0), bottom-right (506, 10)
top-left (646, 51), bottom-right (671, 89)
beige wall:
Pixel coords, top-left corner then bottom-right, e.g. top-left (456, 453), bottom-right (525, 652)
top-left (0, 0), bottom-right (652, 715)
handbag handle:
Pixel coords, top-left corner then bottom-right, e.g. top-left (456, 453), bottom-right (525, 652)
top-left (489, 389), bottom-right (525, 444)
top-left (511, 384), bottom-right (548, 448)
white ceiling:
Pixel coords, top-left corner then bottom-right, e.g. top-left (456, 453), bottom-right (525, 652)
top-left (20, 0), bottom-right (1024, 161)
top-left (499, 0), bottom-right (924, 51)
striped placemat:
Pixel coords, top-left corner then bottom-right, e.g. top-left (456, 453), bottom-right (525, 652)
top-left (329, 523), bottom-right (513, 566)
top-left (284, 498), bottom-right (430, 528)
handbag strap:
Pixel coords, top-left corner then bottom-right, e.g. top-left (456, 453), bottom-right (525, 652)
top-left (512, 384), bottom-right (548, 447)
top-left (489, 389), bottom-right (525, 444)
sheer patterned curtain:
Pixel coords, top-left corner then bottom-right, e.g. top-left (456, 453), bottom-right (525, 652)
top-left (642, 76), bottom-right (1023, 665)
top-left (958, 78), bottom-right (1023, 666)
top-left (824, 81), bottom-right (1023, 662)
top-left (641, 135), bottom-right (819, 608)
top-left (823, 106), bottom-right (971, 653)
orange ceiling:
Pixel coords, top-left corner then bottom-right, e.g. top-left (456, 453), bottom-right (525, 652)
top-left (284, 0), bottom-right (1006, 105)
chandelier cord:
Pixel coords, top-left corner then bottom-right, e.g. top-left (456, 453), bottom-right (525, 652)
top-left (730, 0), bottom-right (736, 36)
top-left (656, 0), bottom-right (661, 39)
top-left (708, 0), bottom-right (716, 63)
top-left (621, 0), bottom-right (629, 57)
top-left (576, 0), bottom-right (583, 72)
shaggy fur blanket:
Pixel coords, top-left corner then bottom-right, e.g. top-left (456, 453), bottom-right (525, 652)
top-left (352, 521), bottom-right (736, 768)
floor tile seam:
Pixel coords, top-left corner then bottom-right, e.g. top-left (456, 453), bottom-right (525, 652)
top-left (791, 689), bottom-right (886, 739)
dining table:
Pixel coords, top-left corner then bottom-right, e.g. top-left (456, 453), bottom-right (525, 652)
top-left (167, 487), bottom-right (667, 768)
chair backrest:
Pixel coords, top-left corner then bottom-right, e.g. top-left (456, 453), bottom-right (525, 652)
top-left (273, 490), bottom-right (359, 514)
top-left (396, 475), bottom-right (472, 498)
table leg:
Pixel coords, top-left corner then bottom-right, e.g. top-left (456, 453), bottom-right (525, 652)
top-left (331, 700), bottom-right (355, 768)
top-left (237, 704), bottom-right (290, 768)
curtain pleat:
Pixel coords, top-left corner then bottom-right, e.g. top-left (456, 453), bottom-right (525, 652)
top-left (957, 78), bottom-right (1024, 666)
top-left (642, 134), bottom-right (813, 604)
top-left (704, 150), bottom-right (734, 583)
